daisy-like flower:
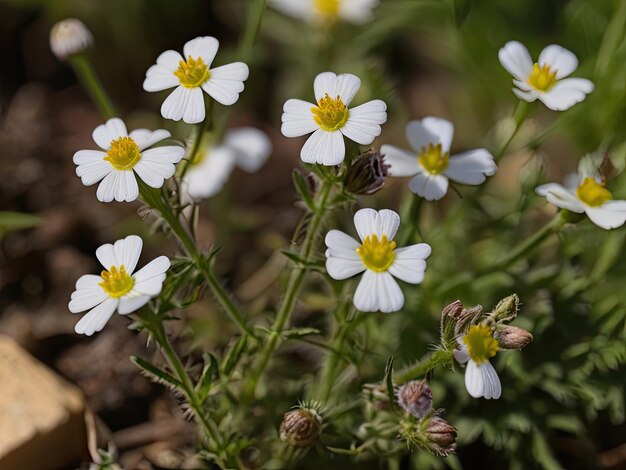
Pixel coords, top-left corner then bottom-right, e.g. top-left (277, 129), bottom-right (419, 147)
top-left (49, 18), bottom-right (93, 60)
top-left (325, 208), bottom-right (431, 313)
top-left (536, 175), bottom-right (626, 230)
top-left (69, 236), bottom-right (170, 336)
top-left (454, 325), bottom-right (501, 400)
top-left (381, 118), bottom-right (497, 201)
top-left (181, 127), bottom-right (272, 201)
top-left (281, 72), bottom-right (387, 166)
top-left (73, 118), bottom-right (185, 203)
top-left (143, 36), bottom-right (249, 124)
top-left (498, 41), bottom-right (594, 111)
top-left (270, 0), bottom-right (378, 24)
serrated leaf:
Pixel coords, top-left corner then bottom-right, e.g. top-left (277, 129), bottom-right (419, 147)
top-left (130, 355), bottom-right (183, 391)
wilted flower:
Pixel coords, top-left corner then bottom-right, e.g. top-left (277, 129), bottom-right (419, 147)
top-left (381, 118), bottom-right (497, 201)
top-left (536, 174), bottom-right (626, 230)
top-left (497, 325), bottom-right (533, 350)
top-left (325, 208), bottom-right (431, 313)
top-left (69, 236), bottom-right (170, 336)
top-left (143, 36), bottom-right (249, 123)
top-left (396, 381), bottom-right (432, 418)
top-left (499, 41), bottom-right (594, 111)
top-left (50, 18), bottom-right (93, 60)
top-left (344, 149), bottom-right (388, 195)
top-left (73, 118), bottom-right (185, 203)
top-left (426, 417), bottom-right (457, 456)
top-left (279, 408), bottom-right (322, 448)
top-left (454, 325), bottom-right (501, 400)
top-left (281, 72), bottom-right (387, 166)
top-left (181, 127), bottom-right (272, 201)
top-left (270, 0), bottom-right (379, 24)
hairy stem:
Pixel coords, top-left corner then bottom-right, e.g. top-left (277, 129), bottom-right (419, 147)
top-left (394, 349), bottom-right (454, 385)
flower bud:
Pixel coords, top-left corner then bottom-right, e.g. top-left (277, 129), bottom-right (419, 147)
top-left (492, 293), bottom-right (519, 323)
top-left (396, 381), bottom-right (432, 418)
top-left (497, 325), bottom-right (533, 350)
top-left (343, 149), bottom-right (388, 195)
top-left (50, 18), bottom-right (93, 60)
top-left (426, 417), bottom-right (457, 456)
top-left (442, 300), bottom-right (464, 318)
top-left (279, 408), bottom-right (322, 448)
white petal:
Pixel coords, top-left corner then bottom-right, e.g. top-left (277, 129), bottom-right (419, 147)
top-left (73, 149), bottom-right (106, 165)
top-left (585, 201), bottom-right (626, 230)
top-left (326, 257), bottom-right (365, 280)
top-left (445, 149), bottom-right (497, 185)
top-left (129, 129), bottom-right (172, 151)
top-left (133, 256), bottom-right (171, 284)
top-left (141, 145), bottom-right (185, 164)
top-left (513, 79), bottom-right (532, 92)
top-left (325, 230), bottom-right (361, 259)
top-left (454, 346), bottom-right (470, 364)
top-left (96, 171), bottom-right (119, 202)
top-left (375, 272), bottom-right (404, 313)
top-left (538, 78), bottom-right (594, 111)
top-left (75, 274), bottom-right (103, 290)
top-left (300, 129), bottom-right (345, 166)
top-left (535, 183), bottom-right (585, 213)
top-left (161, 86), bottom-right (190, 122)
top-left (202, 62), bottom-right (249, 105)
top-left (224, 127), bottom-right (272, 172)
top-left (92, 118), bottom-right (128, 150)
top-left (269, 0), bottom-right (315, 19)
top-left (353, 270), bottom-right (377, 312)
top-left (406, 117), bottom-right (454, 154)
top-left (113, 235), bottom-right (143, 274)
top-left (380, 144), bottom-right (418, 177)
top-left (155, 50), bottom-right (184, 72)
top-left (389, 243), bottom-right (432, 284)
top-left (353, 208), bottom-right (377, 242)
top-left (339, 0), bottom-right (378, 23)
top-left (69, 275), bottom-right (107, 313)
top-left (480, 361), bottom-right (502, 399)
top-left (281, 99), bottom-right (318, 137)
top-left (341, 100), bottom-right (387, 144)
top-left (408, 172), bottom-right (449, 201)
top-left (183, 87), bottom-right (206, 124)
top-left (498, 41), bottom-right (533, 81)
top-left (183, 145), bottom-right (235, 200)
top-left (313, 72), bottom-right (361, 106)
top-left (118, 295), bottom-right (151, 315)
top-left (74, 297), bottom-right (118, 336)
top-left (75, 158), bottom-right (112, 186)
top-left (143, 64), bottom-right (179, 92)
top-left (464, 360), bottom-right (485, 398)
top-left (538, 44), bottom-right (578, 79)
top-left (376, 209), bottom-right (400, 240)
top-left (183, 36), bottom-right (219, 66)
top-left (96, 242), bottom-right (117, 269)
top-left (102, 171), bottom-right (137, 202)
top-left (394, 243), bottom-right (432, 260)
top-left (513, 87), bottom-right (539, 102)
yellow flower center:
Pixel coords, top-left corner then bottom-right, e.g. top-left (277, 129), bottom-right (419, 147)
top-left (576, 177), bottom-right (613, 207)
top-left (99, 265), bottom-right (134, 298)
top-left (356, 234), bottom-right (396, 272)
top-left (527, 63), bottom-right (557, 92)
top-left (174, 56), bottom-right (211, 88)
top-left (418, 143), bottom-right (449, 175)
top-left (312, 94), bottom-right (349, 132)
top-left (104, 137), bottom-right (142, 171)
top-left (463, 325), bottom-right (499, 364)
top-left (314, 0), bottom-right (340, 17)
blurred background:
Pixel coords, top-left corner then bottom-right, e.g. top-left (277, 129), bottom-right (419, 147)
top-left (1, 0), bottom-right (626, 468)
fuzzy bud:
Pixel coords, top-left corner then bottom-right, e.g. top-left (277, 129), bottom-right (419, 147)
top-left (343, 149), bottom-right (389, 195)
top-left (442, 300), bottom-right (464, 319)
top-left (426, 417), bottom-right (457, 456)
top-left (50, 18), bottom-right (93, 60)
top-left (279, 408), bottom-right (322, 448)
top-left (492, 294), bottom-right (520, 323)
top-left (396, 381), bottom-right (432, 418)
top-left (497, 325), bottom-right (533, 350)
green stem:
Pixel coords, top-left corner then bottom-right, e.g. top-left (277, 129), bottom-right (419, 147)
top-left (494, 100), bottom-right (530, 162)
top-left (68, 54), bottom-right (116, 119)
top-left (238, 0), bottom-right (268, 61)
top-left (394, 349), bottom-right (454, 385)
top-left (243, 178), bottom-right (335, 399)
top-left (398, 195), bottom-right (423, 246)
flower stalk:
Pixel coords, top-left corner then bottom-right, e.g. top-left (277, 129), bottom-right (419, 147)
top-left (68, 53), bottom-right (116, 119)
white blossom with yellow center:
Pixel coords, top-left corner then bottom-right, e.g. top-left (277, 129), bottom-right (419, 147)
top-left (325, 209), bottom-right (431, 313)
top-left (499, 41), bottom-right (594, 111)
top-left (281, 72), bottom-right (387, 165)
top-left (73, 118), bottom-right (185, 202)
top-left (381, 117), bottom-right (497, 201)
top-left (270, 0), bottom-right (379, 24)
top-left (143, 36), bottom-right (249, 124)
top-left (69, 236), bottom-right (170, 336)
top-left (454, 325), bottom-right (502, 400)
top-left (536, 174), bottom-right (626, 230)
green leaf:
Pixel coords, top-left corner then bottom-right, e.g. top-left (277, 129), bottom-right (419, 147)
top-left (283, 327), bottom-right (321, 339)
top-left (0, 211), bottom-right (41, 236)
top-left (281, 250), bottom-right (325, 269)
top-left (222, 335), bottom-right (249, 376)
top-left (196, 353), bottom-right (220, 403)
top-left (130, 355), bottom-right (183, 391)
top-left (292, 169), bottom-right (315, 210)
top-left (384, 355), bottom-right (398, 410)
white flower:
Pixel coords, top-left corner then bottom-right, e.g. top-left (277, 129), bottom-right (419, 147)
top-left (325, 208), bottom-right (431, 313)
top-left (536, 175), bottom-right (626, 230)
top-left (381, 118), bottom-right (497, 201)
top-left (454, 325), bottom-right (501, 400)
top-left (50, 18), bottom-right (93, 60)
top-left (69, 235), bottom-right (170, 336)
top-left (143, 36), bottom-right (249, 124)
top-left (73, 118), bottom-right (185, 203)
top-left (498, 41), bottom-right (594, 111)
top-left (182, 127), bottom-right (272, 201)
top-left (270, 0), bottom-right (378, 24)
top-left (281, 72), bottom-right (387, 166)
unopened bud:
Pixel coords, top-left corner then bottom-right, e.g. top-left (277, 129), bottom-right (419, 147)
top-left (442, 300), bottom-right (464, 318)
top-left (426, 417), bottom-right (457, 456)
top-left (497, 325), bottom-right (533, 350)
top-left (344, 149), bottom-right (388, 195)
top-left (50, 18), bottom-right (93, 60)
top-left (396, 381), bottom-right (432, 418)
top-left (492, 294), bottom-right (519, 323)
top-left (279, 408), bottom-right (322, 448)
